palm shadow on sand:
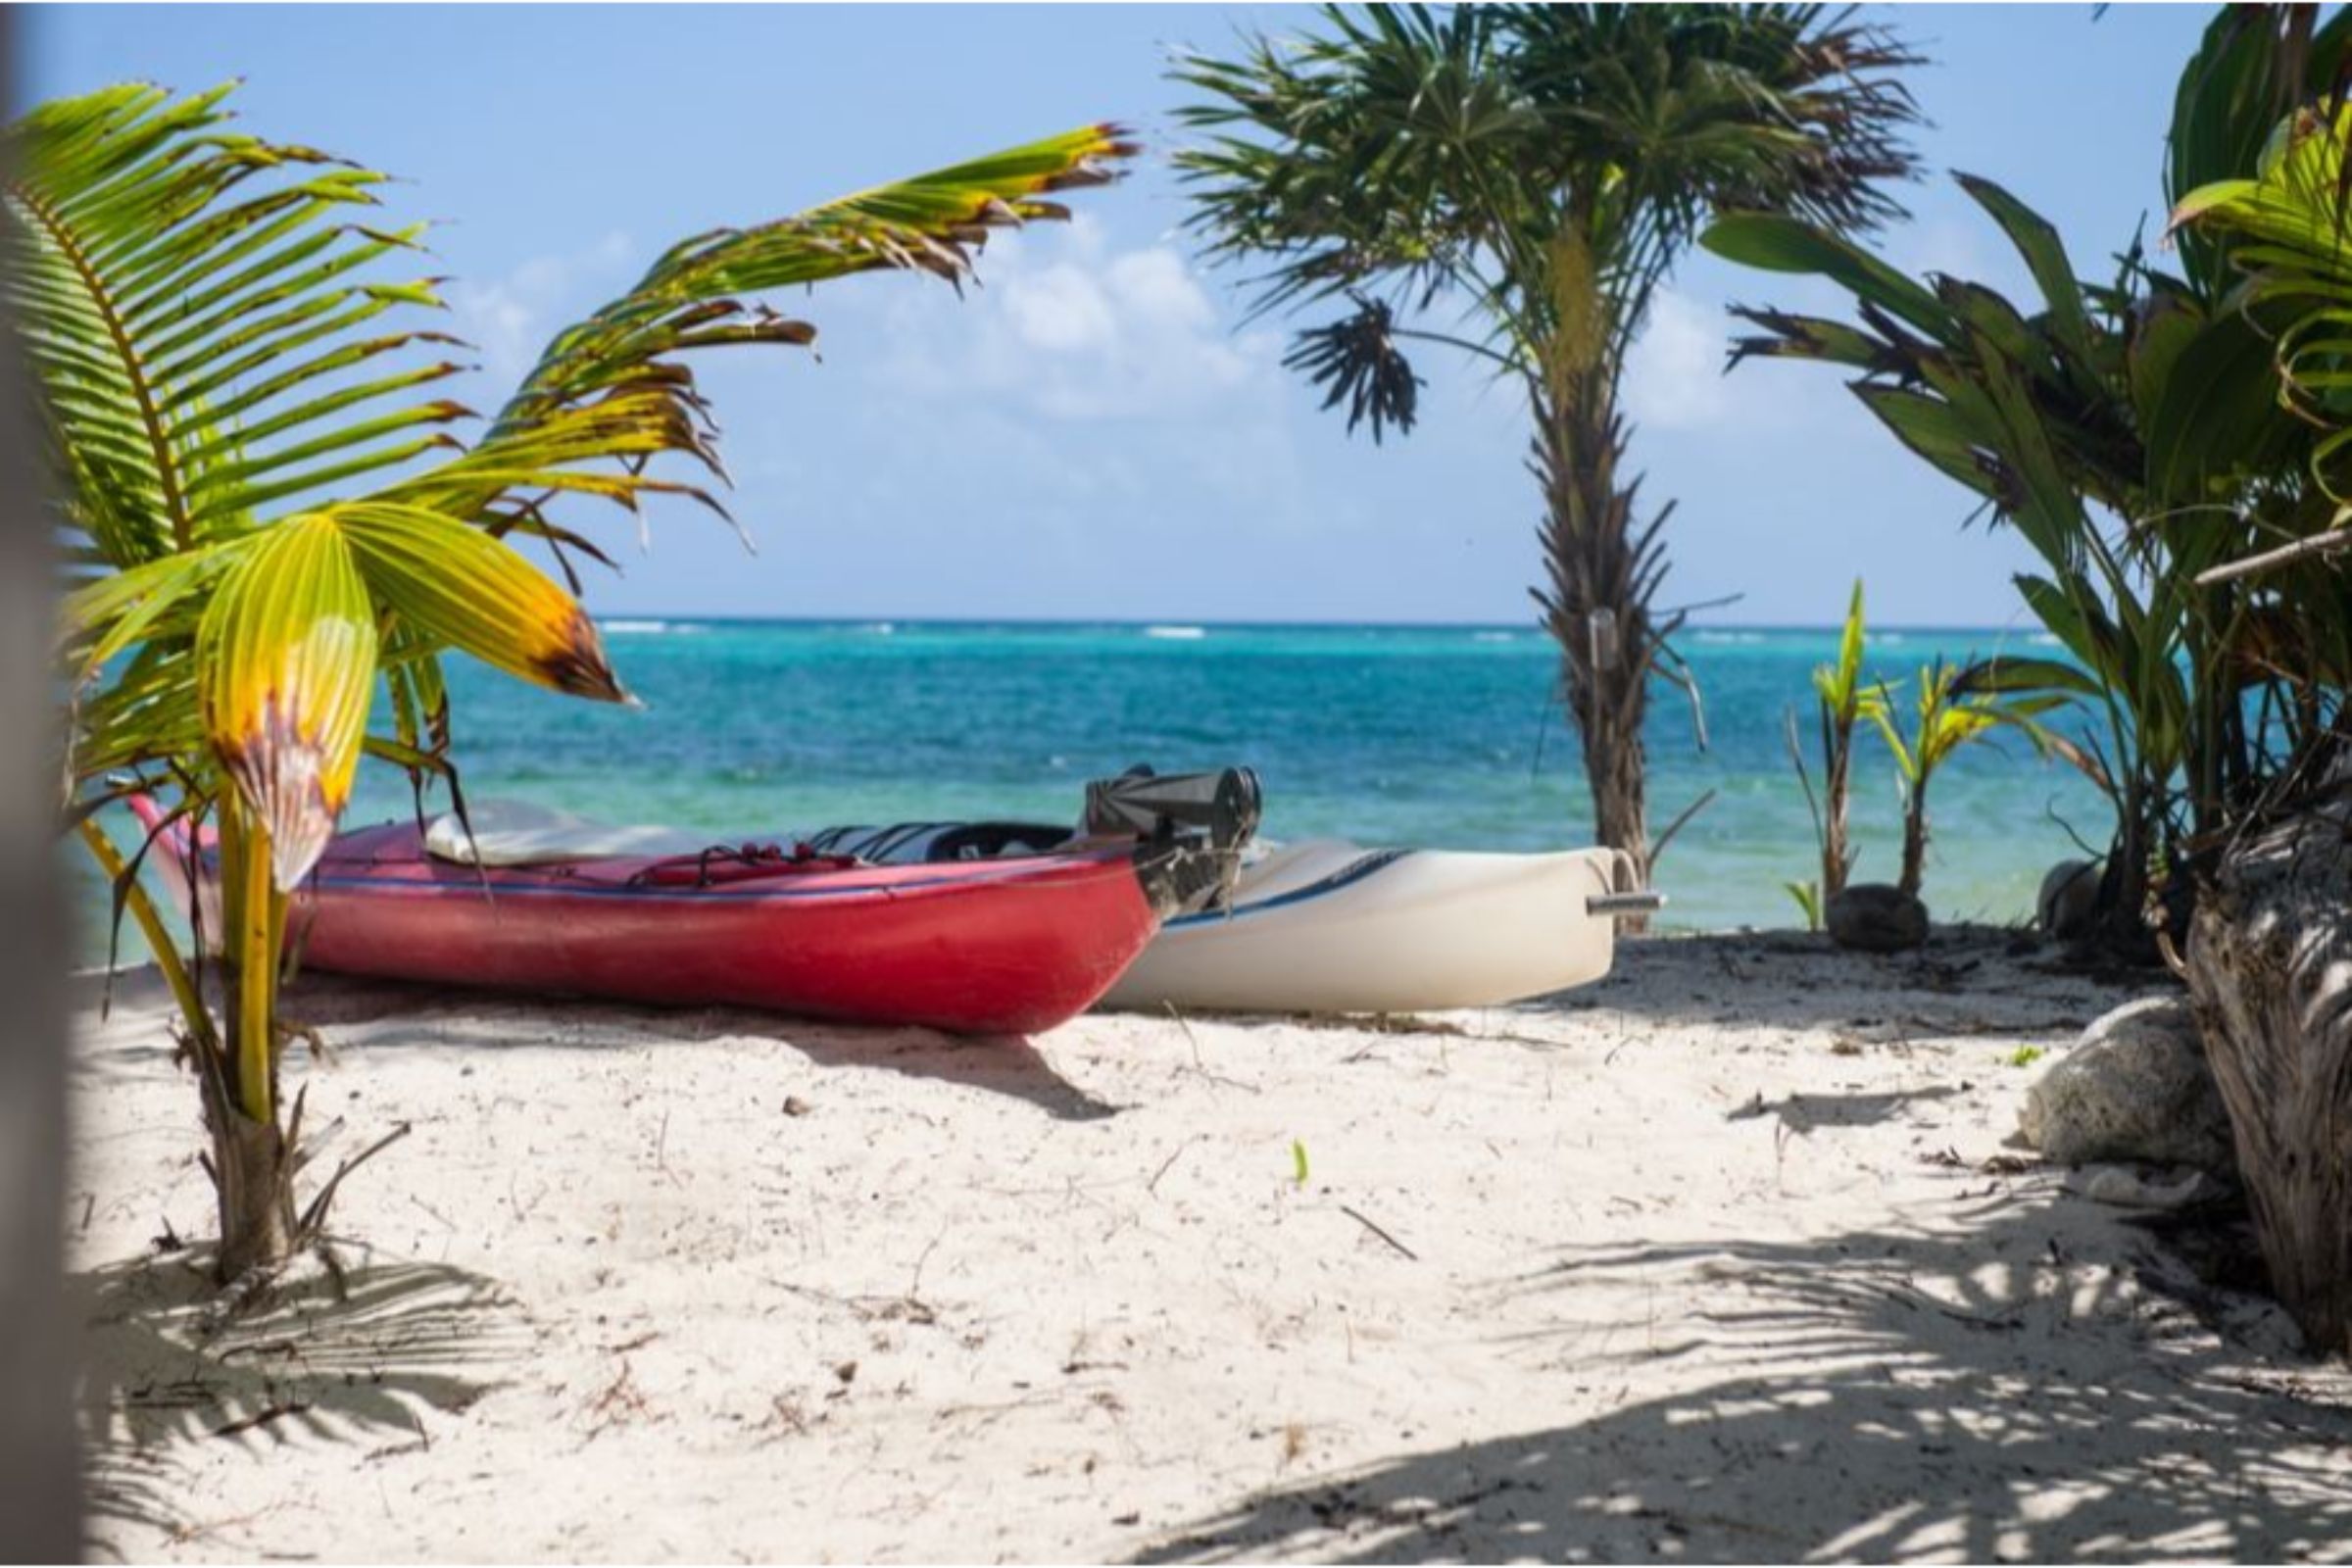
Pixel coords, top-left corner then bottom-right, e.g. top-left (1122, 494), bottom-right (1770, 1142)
top-left (75, 1250), bottom-right (528, 1546)
top-left (1138, 1189), bottom-right (2352, 1564)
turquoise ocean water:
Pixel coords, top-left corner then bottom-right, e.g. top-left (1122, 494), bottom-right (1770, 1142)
top-left (81, 618), bottom-right (2109, 960)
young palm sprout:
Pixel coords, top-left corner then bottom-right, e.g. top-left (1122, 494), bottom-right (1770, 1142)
top-left (1872, 661), bottom-right (2061, 902)
top-left (1784, 582), bottom-right (1889, 928)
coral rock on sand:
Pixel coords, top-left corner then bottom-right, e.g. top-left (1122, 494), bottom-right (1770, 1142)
top-left (2069, 1163), bottom-right (2226, 1209)
top-left (2020, 996), bottom-right (2237, 1176)
top-left (1825, 883), bottom-right (1929, 953)
top-left (2037, 859), bottom-right (2101, 942)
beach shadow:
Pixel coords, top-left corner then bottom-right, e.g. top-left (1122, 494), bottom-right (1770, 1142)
top-left (262, 970), bottom-right (1123, 1122)
top-left (75, 1249), bottom-right (528, 1541)
top-left (1517, 928), bottom-right (2152, 1041)
top-left (1726, 1083), bottom-right (1965, 1136)
top-left (78, 963), bottom-right (1121, 1121)
top-left (778, 1025), bottom-right (1123, 1122)
top-left (1139, 1190), bottom-right (2352, 1563)
top-left (69, 964), bottom-right (181, 1019)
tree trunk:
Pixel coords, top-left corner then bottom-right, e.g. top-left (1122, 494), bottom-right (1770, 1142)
top-left (203, 1078), bottom-right (298, 1281)
top-left (207, 801), bottom-right (299, 1282)
top-left (1532, 368), bottom-right (1669, 926)
top-left (2089, 790), bottom-right (2162, 965)
top-left (1898, 789), bottom-right (1928, 900)
top-left (2182, 799), bottom-right (2352, 1356)
top-left (1823, 718), bottom-right (1854, 899)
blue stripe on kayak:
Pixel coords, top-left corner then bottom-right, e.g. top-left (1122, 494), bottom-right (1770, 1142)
top-left (1165, 848), bottom-right (1411, 928)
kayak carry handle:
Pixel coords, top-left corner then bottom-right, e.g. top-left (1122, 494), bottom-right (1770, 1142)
top-left (1591, 849), bottom-right (1662, 918)
top-left (1588, 891), bottom-right (1666, 917)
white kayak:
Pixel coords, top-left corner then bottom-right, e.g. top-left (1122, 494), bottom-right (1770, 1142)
top-left (1101, 839), bottom-right (1655, 1015)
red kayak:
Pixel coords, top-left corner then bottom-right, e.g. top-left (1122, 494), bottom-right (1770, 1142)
top-left (128, 769), bottom-right (1257, 1036)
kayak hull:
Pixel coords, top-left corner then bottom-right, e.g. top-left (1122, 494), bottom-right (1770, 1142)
top-left (152, 818), bottom-right (1165, 1036)
top-left (1102, 841), bottom-right (1627, 1014)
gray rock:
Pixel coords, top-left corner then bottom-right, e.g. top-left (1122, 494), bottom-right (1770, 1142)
top-left (1825, 883), bottom-right (1929, 953)
top-left (2019, 997), bottom-right (2238, 1176)
top-left (2036, 859), bottom-right (2101, 942)
top-left (2068, 1163), bottom-right (2224, 1209)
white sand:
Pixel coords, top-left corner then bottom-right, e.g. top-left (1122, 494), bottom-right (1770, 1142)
top-left (68, 932), bottom-right (2352, 1562)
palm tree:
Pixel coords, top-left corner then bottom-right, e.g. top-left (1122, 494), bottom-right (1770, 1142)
top-left (1172, 4), bottom-right (1921, 892)
top-left (14, 83), bottom-right (1135, 1280)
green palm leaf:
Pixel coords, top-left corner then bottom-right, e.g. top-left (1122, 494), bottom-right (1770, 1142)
top-left (195, 512), bottom-right (377, 888)
top-left (6, 85), bottom-right (461, 560)
top-left (470, 122), bottom-right (1138, 501)
top-left (337, 503), bottom-right (625, 703)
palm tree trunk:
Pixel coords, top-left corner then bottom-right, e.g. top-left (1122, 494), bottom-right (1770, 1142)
top-left (203, 1079), bottom-right (297, 1281)
top-left (1822, 717), bottom-right (1854, 899)
top-left (1898, 786), bottom-right (1928, 900)
top-left (1532, 368), bottom-right (1665, 918)
top-left (210, 798), bottom-right (297, 1281)
top-left (2088, 782), bottom-right (2160, 963)
top-left (2183, 798), bottom-right (2352, 1355)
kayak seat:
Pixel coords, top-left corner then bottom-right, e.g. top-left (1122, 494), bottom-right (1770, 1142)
top-left (800, 821), bottom-right (1075, 863)
top-left (425, 801), bottom-right (1079, 870)
top-left (424, 800), bottom-right (718, 866)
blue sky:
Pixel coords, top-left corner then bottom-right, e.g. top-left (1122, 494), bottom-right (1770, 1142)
top-left (26, 4), bottom-right (2219, 627)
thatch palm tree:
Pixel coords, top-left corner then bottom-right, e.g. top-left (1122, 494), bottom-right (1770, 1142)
top-left (14, 82), bottom-right (1134, 1279)
top-left (1173, 4), bottom-right (1920, 890)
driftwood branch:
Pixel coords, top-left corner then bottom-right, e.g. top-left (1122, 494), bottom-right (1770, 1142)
top-left (1338, 1204), bottom-right (1418, 1261)
top-left (2195, 527), bottom-right (2352, 586)
top-left (1651, 788), bottom-right (1721, 867)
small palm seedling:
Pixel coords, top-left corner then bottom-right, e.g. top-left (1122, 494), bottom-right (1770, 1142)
top-left (1871, 660), bottom-right (2062, 902)
top-left (1785, 579), bottom-right (1887, 915)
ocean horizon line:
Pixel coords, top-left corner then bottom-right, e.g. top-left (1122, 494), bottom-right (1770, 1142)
top-left (586, 612), bottom-right (2056, 638)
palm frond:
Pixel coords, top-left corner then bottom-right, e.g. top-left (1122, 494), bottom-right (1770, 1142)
top-left (482, 122), bottom-right (1138, 466)
top-left (1283, 293), bottom-right (1423, 442)
top-left (194, 512), bottom-right (378, 887)
top-left (4, 83), bottom-right (462, 561)
top-left (1175, 4), bottom-right (1923, 375)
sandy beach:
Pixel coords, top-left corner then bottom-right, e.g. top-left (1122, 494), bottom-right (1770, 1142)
top-left (68, 931), bottom-right (2352, 1563)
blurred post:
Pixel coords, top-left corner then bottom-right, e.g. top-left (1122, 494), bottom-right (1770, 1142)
top-left (0, 7), bottom-right (83, 1560)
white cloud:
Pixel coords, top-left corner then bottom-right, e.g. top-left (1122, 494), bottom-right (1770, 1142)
top-left (1887, 213), bottom-right (2013, 293)
top-left (1619, 282), bottom-right (1869, 441)
top-left (1000, 260), bottom-right (1119, 353)
top-left (446, 230), bottom-right (638, 385)
top-left (1623, 288), bottom-right (1739, 431)
top-left (867, 218), bottom-right (1278, 421)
